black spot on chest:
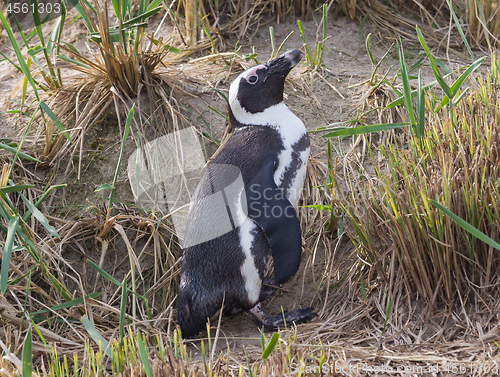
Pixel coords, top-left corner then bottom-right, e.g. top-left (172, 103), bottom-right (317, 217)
top-left (279, 132), bottom-right (310, 192)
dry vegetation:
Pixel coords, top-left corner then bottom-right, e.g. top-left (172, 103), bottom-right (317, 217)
top-left (1, 0), bottom-right (500, 375)
top-left (335, 0), bottom-right (500, 49)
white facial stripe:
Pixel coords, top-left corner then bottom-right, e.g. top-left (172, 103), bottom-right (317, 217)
top-left (244, 64), bottom-right (266, 79)
top-left (228, 65), bottom-right (267, 119)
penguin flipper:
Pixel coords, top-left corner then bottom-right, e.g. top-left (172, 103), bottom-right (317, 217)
top-left (246, 157), bottom-right (302, 285)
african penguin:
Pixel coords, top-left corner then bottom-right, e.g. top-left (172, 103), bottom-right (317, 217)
top-left (177, 49), bottom-right (315, 338)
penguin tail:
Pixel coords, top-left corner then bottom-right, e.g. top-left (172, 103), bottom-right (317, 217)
top-left (177, 289), bottom-right (209, 339)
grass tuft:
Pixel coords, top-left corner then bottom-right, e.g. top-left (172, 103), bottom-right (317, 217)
top-left (339, 54), bottom-right (500, 309)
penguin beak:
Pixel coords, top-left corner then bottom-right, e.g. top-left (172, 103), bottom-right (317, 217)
top-left (265, 49), bottom-right (303, 79)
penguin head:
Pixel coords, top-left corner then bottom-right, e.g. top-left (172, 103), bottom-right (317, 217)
top-left (229, 49), bottom-right (303, 123)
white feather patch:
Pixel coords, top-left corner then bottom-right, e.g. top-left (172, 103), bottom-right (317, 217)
top-left (286, 148), bottom-right (310, 209)
top-left (235, 189), bottom-right (262, 304)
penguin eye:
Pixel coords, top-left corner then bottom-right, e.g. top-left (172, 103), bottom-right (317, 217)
top-left (247, 75), bottom-right (258, 85)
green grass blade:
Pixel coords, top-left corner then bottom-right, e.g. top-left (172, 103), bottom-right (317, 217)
top-left (87, 259), bottom-right (122, 286)
top-left (408, 56), bottom-right (424, 73)
top-left (19, 192), bottom-right (60, 239)
top-left (430, 199), bottom-right (500, 250)
top-left (79, 0), bottom-right (97, 15)
top-left (29, 0), bottom-right (59, 84)
top-left (137, 333), bottom-right (152, 377)
top-left (275, 31), bottom-right (293, 58)
top-left (452, 87), bottom-right (469, 107)
top-left (243, 346), bottom-right (254, 377)
top-left (312, 121), bottom-right (355, 133)
top-left (0, 50), bottom-right (22, 72)
top-left (212, 88), bottom-right (229, 105)
top-left (67, 0), bottom-right (95, 32)
top-left (261, 333), bottom-right (279, 361)
top-left (30, 292), bottom-right (103, 316)
top-left (450, 57), bottom-right (485, 93)
top-left (145, 0), bottom-right (163, 11)
top-left (416, 26), bottom-right (453, 100)
top-left (386, 72), bottom-right (454, 108)
top-left (10, 12), bottom-right (30, 48)
top-left (124, 0), bottom-right (132, 18)
top-left (22, 328), bottom-right (33, 377)
top-left (61, 41), bottom-right (82, 55)
top-left (370, 44), bottom-right (394, 85)
top-left (475, 1), bottom-right (491, 48)
top-left (327, 138), bottom-right (333, 183)
top-left (322, 3), bottom-right (327, 42)
top-left (203, 25), bottom-right (215, 53)
top-left (86, 259), bottom-right (147, 300)
top-left (416, 69), bottom-right (425, 138)
top-left (156, 42), bottom-right (180, 54)
top-left (28, 45), bottom-right (44, 57)
top-left (297, 20), bottom-right (311, 66)
top-left (119, 277), bottom-right (127, 347)
top-left (0, 12), bottom-right (39, 100)
top-left (361, 280), bottom-right (367, 300)
top-left (0, 185), bottom-right (34, 194)
top-left (436, 56), bottom-right (486, 110)
top-left (383, 297), bottom-right (392, 331)
top-left (39, 101), bottom-right (72, 141)
top-left (365, 33), bottom-right (376, 66)
top-left (397, 40), bottom-right (417, 129)
top-left (81, 315), bottom-right (112, 357)
top-left (111, 0), bottom-right (121, 20)
top-left (109, 104), bottom-right (134, 206)
top-left (301, 204), bottom-right (332, 211)
top-left (22, 184), bottom-right (66, 223)
top-left (269, 26), bottom-right (276, 59)
top-left (435, 59), bottom-right (452, 75)
top-left (1, 216), bottom-right (20, 294)
top-left (58, 54), bottom-right (91, 69)
top-left (31, 184), bottom-right (66, 217)
top-left (121, 7), bottom-right (162, 28)
top-left (322, 123), bottom-right (410, 137)
top-left (95, 184), bottom-right (113, 192)
top-left (47, 13), bottom-right (65, 55)
top-left (29, 0), bottom-right (44, 46)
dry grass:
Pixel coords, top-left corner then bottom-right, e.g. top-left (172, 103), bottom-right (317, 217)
top-left (333, 56), bottom-right (500, 350)
top-left (178, 0), bottom-right (314, 46)
top-left (334, 0), bottom-right (500, 49)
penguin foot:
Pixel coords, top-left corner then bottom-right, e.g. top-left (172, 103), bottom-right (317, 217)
top-left (226, 304), bottom-right (244, 315)
top-left (259, 277), bottom-right (278, 301)
top-left (248, 303), bottom-right (316, 331)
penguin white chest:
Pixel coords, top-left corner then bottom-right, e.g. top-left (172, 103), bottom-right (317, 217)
top-left (229, 100), bottom-right (310, 208)
top-left (269, 106), bottom-right (310, 208)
